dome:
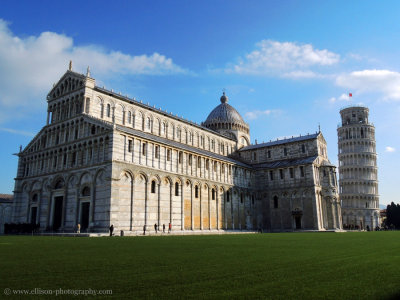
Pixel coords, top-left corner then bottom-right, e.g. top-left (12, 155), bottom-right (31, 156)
top-left (204, 92), bottom-right (245, 124)
top-left (202, 92), bottom-right (249, 135)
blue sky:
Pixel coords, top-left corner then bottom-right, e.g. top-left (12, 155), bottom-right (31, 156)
top-left (1, 0), bottom-right (399, 205)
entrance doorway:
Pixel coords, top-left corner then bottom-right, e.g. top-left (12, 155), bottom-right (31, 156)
top-left (53, 196), bottom-right (63, 230)
top-left (80, 202), bottom-right (90, 231)
top-left (295, 215), bottom-right (302, 229)
top-left (30, 207), bottom-right (37, 224)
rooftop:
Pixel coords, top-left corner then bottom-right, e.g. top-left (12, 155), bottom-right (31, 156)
top-left (240, 132), bottom-right (320, 151)
top-left (0, 194), bottom-right (13, 202)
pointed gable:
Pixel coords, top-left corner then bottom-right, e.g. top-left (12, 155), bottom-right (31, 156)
top-left (47, 70), bottom-right (91, 101)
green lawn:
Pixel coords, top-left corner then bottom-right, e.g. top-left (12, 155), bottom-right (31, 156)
top-left (1, 232), bottom-right (400, 299)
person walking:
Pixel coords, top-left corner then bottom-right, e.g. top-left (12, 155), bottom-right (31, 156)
top-left (109, 224), bottom-right (114, 236)
top-left (168, 223), bottom-right (172, 233)
top-left (77, 223), bottom-right (81, 234)
top-left (163, 224), bottom-right (165, 233)
top-left (154, 223), bottom-right (158, 234)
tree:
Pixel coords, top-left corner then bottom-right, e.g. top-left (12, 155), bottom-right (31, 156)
top-left (386, 202), bottom-right (400, 229)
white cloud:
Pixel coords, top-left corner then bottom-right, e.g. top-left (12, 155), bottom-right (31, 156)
top-left (0, 127), bottom-right (35, 137)
top-left (385, 146), bottom-right (396, 153)
top-left (329, 93), bottom-right (352, 103)
top-left (336, 69), bottom-right (400, 101)
top-left (244, 109), bottom-right (281, 120)
top-left (227, 40), bottom-right (340, 77)
top-left (282, 70), bottom-right (319, 79)
top-left (0, 19), bottom-right (188, 114)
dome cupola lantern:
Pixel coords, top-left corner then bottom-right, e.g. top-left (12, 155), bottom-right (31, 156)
top-left (220, 92), bottom-right (228, 103)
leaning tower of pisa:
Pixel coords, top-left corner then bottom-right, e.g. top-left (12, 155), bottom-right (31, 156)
top-left (338, 106), bottom-right (380, 230)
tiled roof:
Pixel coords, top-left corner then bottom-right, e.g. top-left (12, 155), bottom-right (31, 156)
top-left (252, 155), bottom-right (318, 169)
top-left (116, 125), bottom-right (253, 169)
top-left (240, 133), bottom-right (320, 151)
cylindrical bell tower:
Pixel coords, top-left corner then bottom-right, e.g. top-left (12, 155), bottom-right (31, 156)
top-left (338, 106), bottom-right (380, 230)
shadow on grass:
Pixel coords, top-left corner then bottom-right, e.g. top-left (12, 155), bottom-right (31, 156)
top-left (385, 292), bottom-right (400, 300)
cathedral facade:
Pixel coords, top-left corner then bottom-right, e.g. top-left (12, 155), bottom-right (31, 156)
top-left (11, 67), bottom-right (342, 233)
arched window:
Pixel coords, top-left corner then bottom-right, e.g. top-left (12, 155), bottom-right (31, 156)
top-left (32, 194), bottom-right (38, 202)
top-left (226, 190), bottom-right (230, 202)
top-left (175, 182), bottom-right (179, 196)
top-left (167, 149), bottom-right (171, 161)
top-left (85, 98), bottom-right (90, 113)
top-left (54, 179), bottom-right (64, 189)
top-left (106, 104), bottom-right (111, 117)
top-left (76, 102), bottom-right (82, 114)
top-left (81, 186), bottom-right (90, 197)
top-left (142, 143), bottom-right (147, 156)
top-left (195, 186), bottom-right (199, 198)
top-left (178, 152), bottom-right (183, 164)
top-left (128, 111), bottom-right (132, 124)
top-left (273, 196), bottom-right (278, 208)
top-left (240, 193), bottom-right (244, 203)
top-left (146, 117), bottom-right (151, 130)
top-left (212, 189), bottom-right (215, 200)
top-left (151, 180), bottom-right (156, 193)
top-left (161, 122), bottom-right (166, 135)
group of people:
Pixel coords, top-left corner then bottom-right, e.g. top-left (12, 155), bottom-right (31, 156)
top-left (107, 223), bottom-right (173, 236)
top-left (146, 223), bottom-right (172, 235)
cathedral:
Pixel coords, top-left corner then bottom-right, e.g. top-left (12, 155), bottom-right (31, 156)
top-left (11, 66), bottom-right (342, 234)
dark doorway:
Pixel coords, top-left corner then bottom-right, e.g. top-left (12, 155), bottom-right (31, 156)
top-left (295, 216), bottom-right (302, 229)
top-left (81, 202), bottom-right (90, 231)
top-left (30, 207), bottom-right (37, 224)
top-left (53, 196), bottom-right (63, 231)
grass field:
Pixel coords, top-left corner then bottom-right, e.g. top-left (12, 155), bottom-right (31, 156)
top-left (1, 232), bottom-right (400, 299)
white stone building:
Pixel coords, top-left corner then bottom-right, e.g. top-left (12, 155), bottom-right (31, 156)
top-left (11, 66), bottom-right (342, 233)
top-left (338, 106), bottom-right (380, 230)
